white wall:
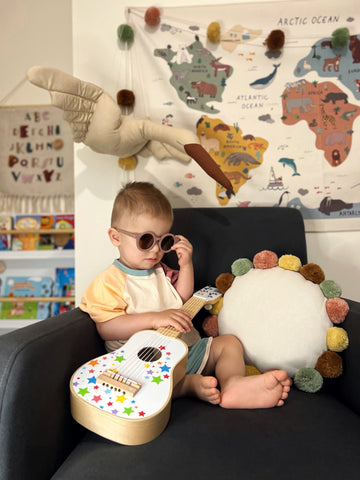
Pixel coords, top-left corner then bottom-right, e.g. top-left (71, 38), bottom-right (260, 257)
top-left (1, 0), bottom-right (359, 304)
top-left (0, 0), bottom-right (73, 105)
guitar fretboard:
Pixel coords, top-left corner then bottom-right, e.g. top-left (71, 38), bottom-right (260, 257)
top-left (157, 296), bottom-right (207, 338)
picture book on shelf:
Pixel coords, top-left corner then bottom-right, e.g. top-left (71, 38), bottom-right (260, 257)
top-left (0, 215), bottom-right (12, 250)
top-left (39, 215), bottom-right (56, 250)
top-left (0, 275), bottom-right (53, 320)
top-left (12, 215), bottom-right (41, 251)
top-left (53, 267), bottom-right (75, 315)
top-left (9, 213), bottom-right (74, 250)
top-left (53, 214), bottom-right (74, 250)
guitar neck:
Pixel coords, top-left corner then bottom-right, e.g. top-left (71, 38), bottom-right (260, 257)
top-left (157, 295), bottom-right (208, 339)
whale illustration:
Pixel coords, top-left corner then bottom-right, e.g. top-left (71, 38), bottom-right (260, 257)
top-left (249, 64), bottom-right (280, 89)
top-left (278, 157), bottom-right (300, 176)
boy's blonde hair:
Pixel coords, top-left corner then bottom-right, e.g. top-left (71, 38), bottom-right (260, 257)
top-left (111, 182), bottom-right (173, 227)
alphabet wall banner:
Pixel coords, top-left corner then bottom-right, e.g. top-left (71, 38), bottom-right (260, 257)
top-left (125, 0), bottom-right (360, 232)
top-left (0, 105), bottom-right (74, 213)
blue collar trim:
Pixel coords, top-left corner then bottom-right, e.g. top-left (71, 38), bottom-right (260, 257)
top-left (113, 259), bottom-right (155, 277)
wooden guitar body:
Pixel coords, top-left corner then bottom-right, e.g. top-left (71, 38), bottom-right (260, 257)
top-left (70, 330), bottom-right (188, 445)
top-left (70, 286), bottom-right (221, 445)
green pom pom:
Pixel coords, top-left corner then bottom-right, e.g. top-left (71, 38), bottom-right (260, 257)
top-left (231, 258), bottom-right (253, 276)
top-left (117, 24), bottom-right (134, 43)
top-left (320, 280), bottom-right (342, 298)
top-left (331, 27), bottom-right (349, 49)
top-left (294, 368), bottom-right (323, 393)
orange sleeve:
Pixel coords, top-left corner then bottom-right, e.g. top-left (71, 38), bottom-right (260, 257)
top-left (79, 266), bottom-right (128, 323)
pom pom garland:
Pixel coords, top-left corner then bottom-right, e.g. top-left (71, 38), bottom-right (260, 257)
top-left (117, 24), bottom-right (134, 44)
top-left (294, 368), bottom-right (323, 393)
top-left (278, 254), bottom-right (301, 272)
top-left (209, 297), bottom-right (223, 315)
top-left (202, 314), bottom-right (219, 337)
top-left (253, 250), bottom-right (278, 269)
top-left (300, 263), bottom-right (325, 284)
top-left (326, 327), bottom-right (349, 352)
top-left (118, 156), bottom-right (137, 170)
top-left (316, 351), bottom-right (343, 378)
top-left (215, 272), bottom-right (235, 293)
top-left (231, 258), bottom-right (253, 276)
top-left (145, 7), bottom-right (161, 27)
top-left (117, 89), bottom-right (135, 107)
top-left (266, 29), bottom-right (285, 51)
top-left (331, 27), bottom-right (350, 49)
top-left (207, 22), bottom-right (221, 43)
top-left (320, 279), bottom-right (342, 298)
top-left (325, 297), bottom-right (349, 324)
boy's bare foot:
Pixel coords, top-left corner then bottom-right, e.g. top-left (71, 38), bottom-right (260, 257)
top-left (219, 370), bottom-right (291, 409)
top-left (174, 374), bottom-right (221, 405)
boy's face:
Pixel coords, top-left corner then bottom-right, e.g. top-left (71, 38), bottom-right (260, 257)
top-left (108, 213), bottom-right (173, 270)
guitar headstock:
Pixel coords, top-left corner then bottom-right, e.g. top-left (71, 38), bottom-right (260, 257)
top-left (193, 286), bottom-right (222, 305)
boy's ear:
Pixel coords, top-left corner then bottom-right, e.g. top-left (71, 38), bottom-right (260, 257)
top-left (108, 227), bottom-right (121, 247)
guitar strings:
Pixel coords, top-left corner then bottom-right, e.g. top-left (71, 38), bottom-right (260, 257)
top-left (110, 297), bottom-right (206, 383)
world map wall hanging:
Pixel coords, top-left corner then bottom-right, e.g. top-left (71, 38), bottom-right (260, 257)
top-left (126, 0), bottom-right (360, 231)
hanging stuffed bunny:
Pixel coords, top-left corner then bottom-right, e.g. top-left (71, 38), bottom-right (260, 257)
top-left (27, 66), bottom-right (233, 193)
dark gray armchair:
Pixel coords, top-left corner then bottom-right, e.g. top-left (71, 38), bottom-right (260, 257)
top-left (1, 207), bottom-right (359, 480)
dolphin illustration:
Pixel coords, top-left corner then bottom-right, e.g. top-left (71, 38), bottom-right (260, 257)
top-left (278, 157), bottom-right (300, 176)
top-left (250, 64), bottom-right (280, 89)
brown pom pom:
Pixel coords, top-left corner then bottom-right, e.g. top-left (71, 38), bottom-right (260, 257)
top-left (316, 351), bottom-right (343, 378)
top-left (117, 89), bottom-right (135, 107)
top-left (215, 272), bottom-right (235, 293)
top-left (300, 263), bottom-right (325, 284)
top-left (253, 250), bottom-right (278, 269)
top-left (326, 297), bottom-right (349, 324)
top-left (203, 315), bottom-right (219, 337)
top-left (145, 6), bottom-right (161, 27)
top-left (266, 29), bottom-right (285, 51)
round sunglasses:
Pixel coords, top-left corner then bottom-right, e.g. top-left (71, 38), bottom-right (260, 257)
top-left (114, 227), bottom-right (179, 253)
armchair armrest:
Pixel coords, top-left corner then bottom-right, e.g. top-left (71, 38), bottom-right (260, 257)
top-left (0, 308), bottom-right (105, 480)
top-left (331, 299), bottom-right (360, 415)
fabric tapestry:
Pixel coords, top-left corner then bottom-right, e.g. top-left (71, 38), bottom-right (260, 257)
top-left (0, 105), bottom-right (74, 213)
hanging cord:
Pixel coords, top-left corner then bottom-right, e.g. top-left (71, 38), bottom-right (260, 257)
top-left (0, 76), bottom-right (28, 105)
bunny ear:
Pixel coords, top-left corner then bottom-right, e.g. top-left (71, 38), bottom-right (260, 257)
top-left (184, 143), bottom-right (234, 193)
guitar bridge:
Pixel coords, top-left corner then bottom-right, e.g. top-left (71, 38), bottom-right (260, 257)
top-left (97, 369), bottom-right (142, 397)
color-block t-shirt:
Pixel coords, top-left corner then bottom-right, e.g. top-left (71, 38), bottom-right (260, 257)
top-left (79, 260), bottom-right (183, 350)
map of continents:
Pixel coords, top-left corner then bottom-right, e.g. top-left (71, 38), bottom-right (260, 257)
top-left (281, 80), bottom-right (360, 166)
top-left (154, 36), bottom-right (233, 113)
top-left (284, 33), bottom-right (360, 165)
top-left (196, 115), bottom-right (269, 206)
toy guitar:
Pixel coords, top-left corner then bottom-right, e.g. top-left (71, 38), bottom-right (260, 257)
top-left (70, 286), bottom-right (221, 445)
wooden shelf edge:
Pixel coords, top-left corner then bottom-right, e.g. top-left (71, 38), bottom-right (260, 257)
top-left (1, 229), bottom-right (74, 235)
top-left (0, 296), bottom-right (75, 302)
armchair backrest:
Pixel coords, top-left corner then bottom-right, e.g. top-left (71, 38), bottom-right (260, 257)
top-left (164, 207), bottom-right (307, 289)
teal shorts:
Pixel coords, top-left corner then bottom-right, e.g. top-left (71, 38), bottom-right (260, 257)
top-left (186, 337), bottom-right (213, 374)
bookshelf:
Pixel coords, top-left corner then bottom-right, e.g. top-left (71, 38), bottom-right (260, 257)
top-left (0, 226), bottom-right (75, 333)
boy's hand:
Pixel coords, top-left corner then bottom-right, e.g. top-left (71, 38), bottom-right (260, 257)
top-left (151, 309), bottom-right (193, 333)
top-left (171, 235), bottom-right (193, 268)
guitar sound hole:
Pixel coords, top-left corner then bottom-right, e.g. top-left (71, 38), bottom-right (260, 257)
top-left (138, 347), bottom-right (162, 362)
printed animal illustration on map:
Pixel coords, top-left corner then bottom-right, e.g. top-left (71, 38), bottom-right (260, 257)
top-left (281, 80), bottom-right (360, 166)
top-left (250, 64), bottom-right (280, 89)
top-left (196, 116), bottom-right (268, 205)
top-left (154, 36), bottom-right (233, 113)
top-left (294, 33), bottom-right (360, 100)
